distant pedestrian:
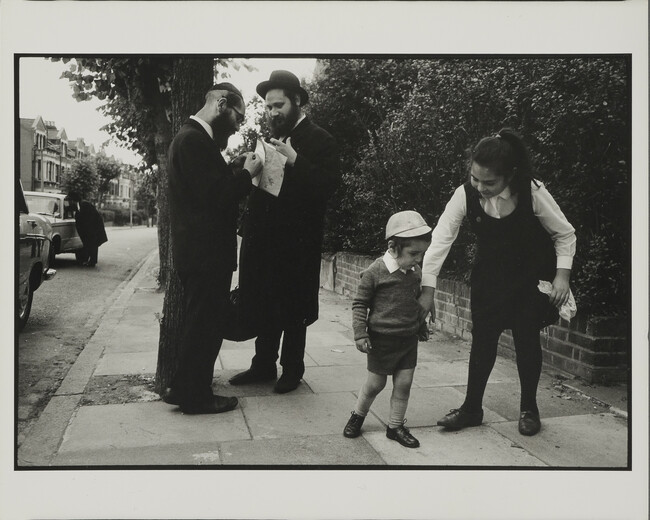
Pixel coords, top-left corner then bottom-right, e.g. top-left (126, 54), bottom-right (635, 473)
top-left (343, 211), bottom-right (432, 448)
top-left (162, 82), bottom-right (263, 415)
top-left (229, 70), bottom-right (340, 394)
top-left (68, 192), bottom-right (107, 267)
top-left (419, 128), bottom-right (576, 436)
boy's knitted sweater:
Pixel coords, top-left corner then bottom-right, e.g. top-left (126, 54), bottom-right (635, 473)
top-left (352, 257), bottom-right (424, 340)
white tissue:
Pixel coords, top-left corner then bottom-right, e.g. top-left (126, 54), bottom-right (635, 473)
top-left (537, 280), bottom-right (577, 321)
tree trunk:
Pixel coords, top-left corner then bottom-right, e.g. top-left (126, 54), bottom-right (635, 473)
top-left (154, 57), bottom-right (214, 394)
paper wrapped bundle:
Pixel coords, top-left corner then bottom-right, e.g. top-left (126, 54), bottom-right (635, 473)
top-left (252, 139), bottom-right (287, 197)
top-left (537, 280), bottom-right (577, 321)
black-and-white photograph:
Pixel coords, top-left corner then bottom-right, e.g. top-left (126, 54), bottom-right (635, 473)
top-left (3, 1), bottom-right (648, 520)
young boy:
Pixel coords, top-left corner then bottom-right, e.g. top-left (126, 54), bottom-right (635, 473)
top-left (343, 210), bottom-right (432, 448)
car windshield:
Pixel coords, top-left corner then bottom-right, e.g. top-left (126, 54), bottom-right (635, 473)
top-left (25, 195), bottom-right (60, 216)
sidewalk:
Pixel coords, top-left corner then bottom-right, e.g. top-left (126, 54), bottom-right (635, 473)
top-left (17, 251), bottom-right (629, 467)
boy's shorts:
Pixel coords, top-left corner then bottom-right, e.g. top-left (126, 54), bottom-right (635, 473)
top-left (367, 331), bottom-right (418, 375)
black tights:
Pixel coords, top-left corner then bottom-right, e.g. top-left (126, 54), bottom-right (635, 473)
top-left (462, 314), bottom-right (542, 414)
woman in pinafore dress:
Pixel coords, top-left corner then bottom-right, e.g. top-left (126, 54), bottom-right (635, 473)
top-left (419, 128), bottom-right (576, 436)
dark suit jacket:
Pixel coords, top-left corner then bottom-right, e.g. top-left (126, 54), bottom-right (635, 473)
top-left (238, 117), bottom-right (340, 327)
top-left (168, 118), bottom-right (252, 273)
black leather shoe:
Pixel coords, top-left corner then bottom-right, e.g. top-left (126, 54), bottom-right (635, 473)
top-left (343, 411), bottom-right (365, 438)
top-left (437, 408), bottom-right (484, 430)
top-left (518, 410), bottom-right (541, 436)
top-left (229, 367), bottom-right (277, 386)
top-left (180, 395), bottom-right (238, 415)
top-left (161, 387), bottom-right (180, 405)
top-left (386, 422), bottom-right (420, 448)
top-left (273, 373), bottom-right (301, 394)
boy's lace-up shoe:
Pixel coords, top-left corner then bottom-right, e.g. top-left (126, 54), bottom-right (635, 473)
top-left (343, 411), bottom-right (365, 438)
top-left (437, 408), bottom-right (484, 430)
top-left (386, 421), bottom-right (420, 448)
top-left (518, 410), bottom-right (541, 436)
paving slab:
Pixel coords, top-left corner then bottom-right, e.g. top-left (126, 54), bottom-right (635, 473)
top-left (241, 392), bottom-right (384, 439)
top-left (221, 338), bottom-right (256, 350)
top-left (491, 413), bottom-right (628, 467)
top-left (411, 360), bottom-right (469, 388)
top-left (105, 325), bottom-right (159, 353)
top-left (217, 348), bottom-right (317, 371)
top-left (306, 343), bottom-right (366, 366)
top-left (421, 336), bottom-right (471, 363)
top-left (305, 330), bottom-right (352, 347)
top-left (57, 402), bottom-right (250, 454)
top-left (94, 351), bottom-right (157, 375)
top-left (220, 434), bottom-right (386, 465)
top-left (367, 386), bottom-right (506, 429)
top-left (303, 365), bottom-right (368, 393)
top-left (211, 369), bottom-right (312, 398)
top-left (481, 379), bottom-right (612, 422)
top-left (307, 319), bottom-right (350, 334)
top-left (53, 442), bottom-right (224, 466)
top-left (364, 426), bottom-right (547, 467)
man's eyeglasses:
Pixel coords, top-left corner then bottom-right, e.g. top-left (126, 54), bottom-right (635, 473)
top-left (229, 104), bottom-right (245, 124)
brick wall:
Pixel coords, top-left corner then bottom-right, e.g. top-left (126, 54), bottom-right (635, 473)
top-left (321, 252), bottom-right (629, 384)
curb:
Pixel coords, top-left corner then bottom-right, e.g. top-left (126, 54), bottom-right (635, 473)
top-left (16, 247), bottom-right (159, 467)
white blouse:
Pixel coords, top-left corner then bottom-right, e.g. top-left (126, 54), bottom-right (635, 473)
top-left (421, 181), bottom-right (576, 288)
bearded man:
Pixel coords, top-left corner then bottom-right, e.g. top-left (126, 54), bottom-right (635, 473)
top-left (164, 83), bottom-right (262, 414)
top-left (230, 70), bottom-right (341, 394)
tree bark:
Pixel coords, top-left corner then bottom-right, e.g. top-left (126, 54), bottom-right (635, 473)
top-left (154, 57), bottom-right (214, 394)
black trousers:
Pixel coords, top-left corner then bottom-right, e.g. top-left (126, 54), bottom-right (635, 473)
top-left (172, 269), bottom-right (232, 406)
top-left (81, 244), bottom-right (98, 265)
top-left (251, 322), bottom-right (307, 378)
top-left (462, 301), bottom-right (543, 414)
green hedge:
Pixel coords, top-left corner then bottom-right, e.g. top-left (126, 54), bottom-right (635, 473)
top-left (308, 58), bottom-right (630, 317)
top-left (101, 206), bottom-right (148, 226)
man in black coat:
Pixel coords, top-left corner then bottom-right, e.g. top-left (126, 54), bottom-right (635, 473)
top-left (164, 83), bottom-right (262, 414)
top-left (68, 193), bottom-right (107, 267)
top-left (230, 70), bottom-right (340, 394)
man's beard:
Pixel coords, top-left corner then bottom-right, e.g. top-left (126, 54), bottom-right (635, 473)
top-left (211, 113), bottom-right (235, 151)
top-left (268, 102), bottom-right (300, 139)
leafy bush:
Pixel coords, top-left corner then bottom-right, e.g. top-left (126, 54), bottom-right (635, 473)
top-left (98, 209), bottom-right (115, 223)
top-left (308, 57), bottom-right (630, 316)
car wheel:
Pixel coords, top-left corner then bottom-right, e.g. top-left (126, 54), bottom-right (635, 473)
top-left (17, 273), bottom-right (34, 332)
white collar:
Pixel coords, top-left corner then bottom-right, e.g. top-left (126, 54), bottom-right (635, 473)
top-left (190, 115), bottom-right (213, 140)
top-left (382, 251), bottom-right (413, 274)
top-left (491, 185), bottom-right (512, 201)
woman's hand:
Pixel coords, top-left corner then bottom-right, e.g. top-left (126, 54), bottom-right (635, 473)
top-left (355, 338), bottom-right (372, 353)
top-left (549, 268), bottom-right (571, 307)
top-left (418, 287), bottom-right (436, 322)
top-left (269, 137), bottom-right (297, 166)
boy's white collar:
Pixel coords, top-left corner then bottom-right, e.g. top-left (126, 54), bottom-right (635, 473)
top-left (382, 251), bottom-right (414, 273)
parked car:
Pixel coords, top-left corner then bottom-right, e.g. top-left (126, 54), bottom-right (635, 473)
top-left (18, 182), bottom-right (56, 331)
top-left (24, 191), bottom-right (85, 264)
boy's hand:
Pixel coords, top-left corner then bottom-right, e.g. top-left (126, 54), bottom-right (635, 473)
top-left (355, 338), bottom-right (372, 353)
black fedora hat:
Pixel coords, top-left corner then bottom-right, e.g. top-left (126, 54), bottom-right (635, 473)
top-left (256, 70), bottom-right (309, 105)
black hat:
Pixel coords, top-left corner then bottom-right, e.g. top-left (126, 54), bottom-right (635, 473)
top-left (256, 70), bottom-right (309, 105)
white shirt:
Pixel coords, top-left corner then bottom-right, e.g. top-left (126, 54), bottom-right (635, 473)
top-left (382, 251), bottom-right (415, 274)
top-left (422, 181), bottom-right (576, 288)
top-left (190, 115), bottom-right (213, 140)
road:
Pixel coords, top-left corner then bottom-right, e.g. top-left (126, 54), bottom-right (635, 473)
top-left (17, 225), bottom-right (159, 447)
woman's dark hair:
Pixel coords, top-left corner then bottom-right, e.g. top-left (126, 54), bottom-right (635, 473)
top-left (470, 128), bottom-right (536, 194)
